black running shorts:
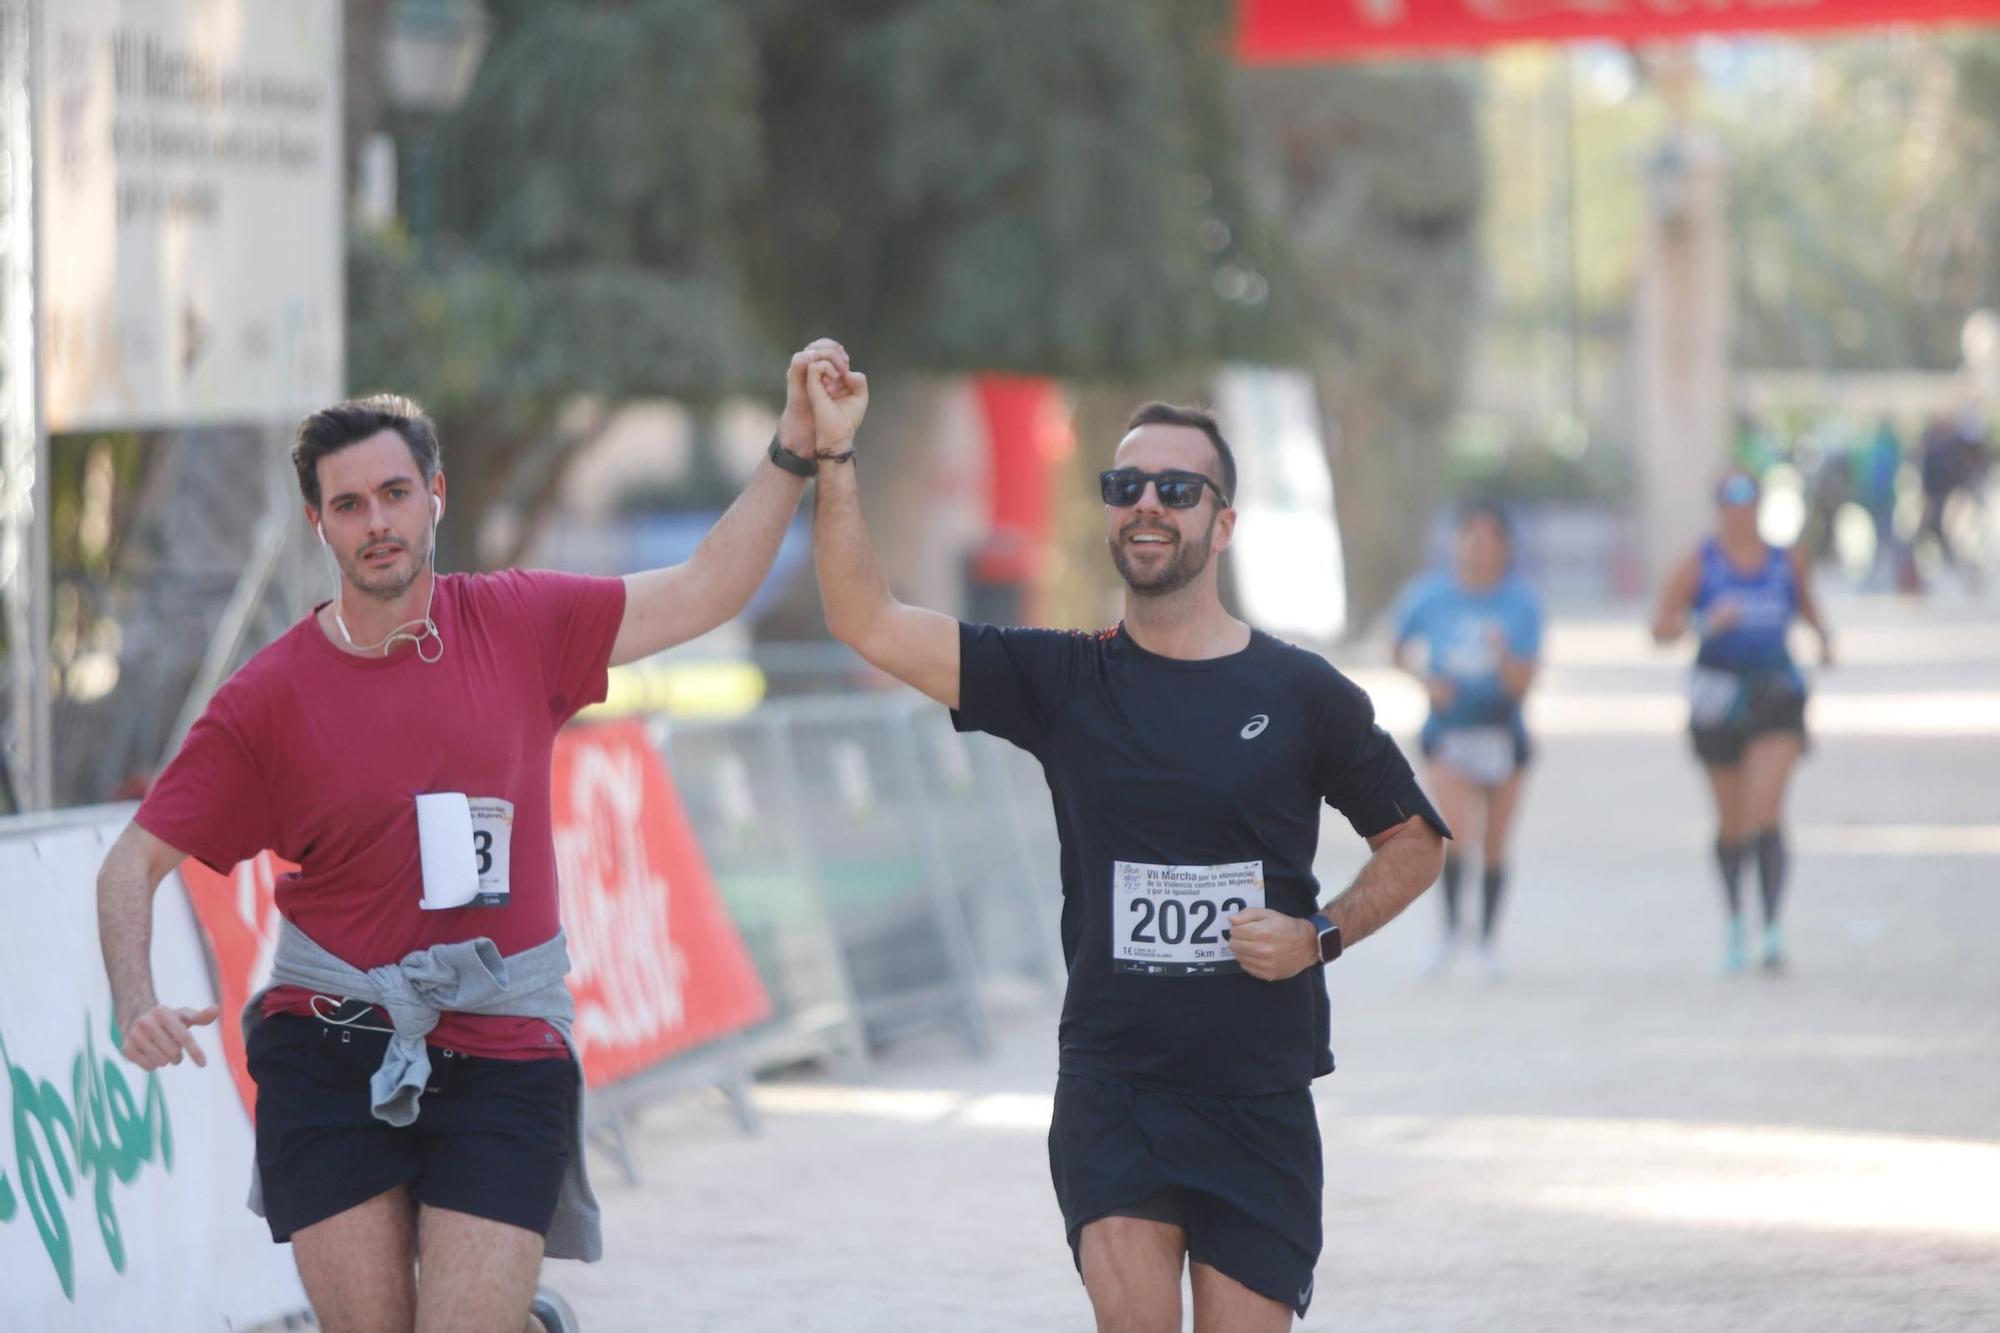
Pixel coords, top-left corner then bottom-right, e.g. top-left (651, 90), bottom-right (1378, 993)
top-left (246, 1011), bottom-right (576, 1242)
top-left (1689, 668), bottom-right (1808, 768)
top-left (1049, 1073), bottom-right (1323, 1317)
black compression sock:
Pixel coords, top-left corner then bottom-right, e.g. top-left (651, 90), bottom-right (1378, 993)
top-left (1755, 827), bottom-right (1788, 926)
top-left (1480, 864), bottom-right (1507, 944)
top-left (1714, 838), bottom-right (1748, 919)
top-left (1439, 855), bottom-right (1463, 932)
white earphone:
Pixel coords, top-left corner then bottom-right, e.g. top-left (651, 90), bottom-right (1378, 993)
top-left (316, 490), bottom-right (447, 663)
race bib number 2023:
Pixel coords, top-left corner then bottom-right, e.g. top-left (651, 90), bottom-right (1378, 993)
top-left (1112, 860), bottom-right (1265, 976)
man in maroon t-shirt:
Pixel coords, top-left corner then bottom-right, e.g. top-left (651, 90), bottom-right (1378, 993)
top-left (95, 337), bottom-right (853, 1333)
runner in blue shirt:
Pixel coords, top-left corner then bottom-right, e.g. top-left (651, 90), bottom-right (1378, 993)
top-left (1651, 470), bottom-right (1834, 972)
top-left (1392, 501), bottom-right (1543, 980)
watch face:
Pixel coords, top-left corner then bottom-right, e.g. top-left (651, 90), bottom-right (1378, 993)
top-left (1318, 926), bottom-right (1341, 962)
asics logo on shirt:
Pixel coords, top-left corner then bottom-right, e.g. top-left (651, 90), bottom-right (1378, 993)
top-left (1240, 714), bottom-right (1270, 739)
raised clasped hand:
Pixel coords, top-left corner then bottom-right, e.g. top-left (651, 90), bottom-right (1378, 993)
top-left (804, 352), bottom-right (869, 450)
top-left (781, 337), bottom-right (852, 457)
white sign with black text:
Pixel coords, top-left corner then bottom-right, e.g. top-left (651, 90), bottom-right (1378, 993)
top-left (39, 0), bottom-right (342, 430)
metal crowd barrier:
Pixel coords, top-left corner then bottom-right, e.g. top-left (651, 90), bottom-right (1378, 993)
top-left (656, 689), bottom-right (1069, 1070)
top-left (655, 712), bottom-right (872, 1079)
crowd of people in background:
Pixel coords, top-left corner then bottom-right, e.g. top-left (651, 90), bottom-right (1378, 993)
top-left (1747, 406), bottom-right (1993, 594)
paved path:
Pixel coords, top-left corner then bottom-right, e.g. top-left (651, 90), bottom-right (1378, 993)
top-left (550, 593), bottom-right (2000, 1331)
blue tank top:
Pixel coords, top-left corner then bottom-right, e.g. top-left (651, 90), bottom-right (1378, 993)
top-left (1694, 538), bottom-right (1797, 671)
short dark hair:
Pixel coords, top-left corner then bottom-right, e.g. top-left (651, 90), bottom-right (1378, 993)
top-left (1124, 402), bottom-right (1237, 505)
top-left (292, 394), bottom-right (441, 510)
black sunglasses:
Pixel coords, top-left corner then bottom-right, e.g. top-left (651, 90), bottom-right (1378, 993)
top-left (1098, 468), bottom-right (1231, 510)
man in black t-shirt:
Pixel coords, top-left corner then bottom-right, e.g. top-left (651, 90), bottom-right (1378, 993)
top-left (803, 357), bottom-right (1448, 1331)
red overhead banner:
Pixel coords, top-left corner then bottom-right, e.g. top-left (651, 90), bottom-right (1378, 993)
top-left (1239, 0), bottom-right (2000, 59)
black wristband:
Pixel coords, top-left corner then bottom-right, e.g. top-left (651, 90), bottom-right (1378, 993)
top-left (768, 434), bottom-right (816, 478)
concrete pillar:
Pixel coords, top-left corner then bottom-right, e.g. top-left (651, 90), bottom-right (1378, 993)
top-left (1633, 51), bottom-right (1730, 584)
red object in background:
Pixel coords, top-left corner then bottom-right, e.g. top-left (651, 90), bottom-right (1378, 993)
top-left (972, 376), bottom-right (1066, 586)
top-left (551, 720), bottom-right (770, 1088)
top-left (179, 851), bottom-right (293, 1117)
top-left (1238, 0), bottom-right (2000, 59)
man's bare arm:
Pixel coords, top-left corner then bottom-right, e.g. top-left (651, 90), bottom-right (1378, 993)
top-left (610, 462), bottom-right (810, 666)
top-left (1323, 815), bottom-right (1449, 947)
top-left (97, 821), bottom-right (220, 1069)
top-left (806, 360), bottom-right (962, 709)
top-left (608, 342), bottom-right (848, 667)
top-left (1227, 814), bottom-right (1447, 980)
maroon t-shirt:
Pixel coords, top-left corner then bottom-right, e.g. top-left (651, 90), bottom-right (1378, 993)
top-left (136, 569), bottom-right (627, 1059)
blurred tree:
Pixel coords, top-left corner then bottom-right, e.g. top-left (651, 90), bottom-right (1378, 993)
top-left (1241, 65), bottom-right (1485, 628)
top-left (747, 0), bottom-right (1293, 629)
top-left (351, 0), bottom-right (1298, 595)
top-left (352, 0), bottom-right (776, 569)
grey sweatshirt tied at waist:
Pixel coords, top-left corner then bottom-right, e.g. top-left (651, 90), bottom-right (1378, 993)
top-left (242, 916), bottom-right (602, 1262)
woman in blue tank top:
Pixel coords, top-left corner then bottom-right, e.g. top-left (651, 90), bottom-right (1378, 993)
top-left (1651, 470), bottom-right (1834, 973)
top-left (1392, 501), bottom-right (1544, 980)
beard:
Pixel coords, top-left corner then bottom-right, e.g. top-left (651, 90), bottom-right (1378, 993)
top-left (339, 534), bottom-right (429, 599)
top-left (1110, 511), bottom-right (1216, 598)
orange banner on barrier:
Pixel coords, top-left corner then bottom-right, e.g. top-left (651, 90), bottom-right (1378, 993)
top-left (177, 851), bottom-right (292, 1117)
top-left (552, 720), bottom-right (771, 1088)
top-left (1239, 0), bottom-right (2000, 58)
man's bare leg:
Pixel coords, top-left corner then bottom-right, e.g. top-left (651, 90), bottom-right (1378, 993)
top-left (1079, 1214), bottom-right (1186, 1333)
top-left (412, 1204), bottom-right (547, 1333)
top-left (1190, 1260), bottom-right (1293, 1333)
top-left (292, 1184), bottom-right (418, 1333)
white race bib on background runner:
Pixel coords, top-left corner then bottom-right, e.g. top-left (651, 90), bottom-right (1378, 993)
top-left (1112, 860), bottom-right (1265, 976)
top-left (1436, 726), bottom-right (1516, 786)
top-left (1688, 667), bottom-right (1743, 728)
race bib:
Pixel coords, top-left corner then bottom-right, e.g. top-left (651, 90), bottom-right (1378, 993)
top-left (1111, 860), bottom-right (1264, 976)
top-left (1688, 668), bottom-right (1743, 728)
top-left (1435, 727), bottom-right (1516, 786)
top-left (416, 792), bottom-right (514, 910)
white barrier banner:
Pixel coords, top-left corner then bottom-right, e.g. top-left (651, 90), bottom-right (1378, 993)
top-left (0, 813), bottom-right (306, 1331)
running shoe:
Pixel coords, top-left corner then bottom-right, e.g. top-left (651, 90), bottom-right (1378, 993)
top-left (1476, 944), bottom-right (1503, 984)
top-left (531, 1288), bottom-right (581, 1333)
top-left (1760, 924), bottom-right (1785, 972)
top-left (1723, 917), bottom-right (1747, 974)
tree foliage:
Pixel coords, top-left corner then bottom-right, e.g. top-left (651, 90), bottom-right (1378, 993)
top-left (349, 0), bottom-right (1289, 568)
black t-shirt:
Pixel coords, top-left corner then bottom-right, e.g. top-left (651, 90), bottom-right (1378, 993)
top-left (952, 621), bottom-right (1441, 1096)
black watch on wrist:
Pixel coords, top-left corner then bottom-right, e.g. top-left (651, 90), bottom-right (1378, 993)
top-left (767, 434), bottom-right (816, 478)
top-left (1309, 913), bottom-right (1343, 963)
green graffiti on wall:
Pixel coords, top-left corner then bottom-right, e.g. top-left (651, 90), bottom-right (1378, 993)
top-left (0, 1013), bottom-right (174, 1301)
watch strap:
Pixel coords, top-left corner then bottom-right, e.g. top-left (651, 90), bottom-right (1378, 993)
top-left (767, 434), bottom-right (816, 478)
top-left (1309, 912), bottom-right (1342, 963)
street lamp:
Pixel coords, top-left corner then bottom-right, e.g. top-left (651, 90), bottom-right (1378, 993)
top-left (382, 0), bottom-right (491, 260)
